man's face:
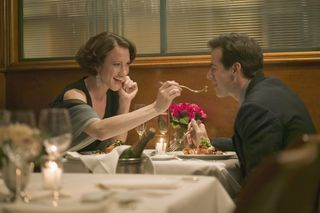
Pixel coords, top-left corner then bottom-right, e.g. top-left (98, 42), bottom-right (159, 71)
top-left (207, 48), bottom-right (234, 98)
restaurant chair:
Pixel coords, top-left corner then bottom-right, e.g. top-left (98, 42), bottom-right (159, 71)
top-left (234, 134), bottom-right (320, 213)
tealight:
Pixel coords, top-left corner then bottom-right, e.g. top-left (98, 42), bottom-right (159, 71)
top-left (42, 157), bottom-right (63, 190)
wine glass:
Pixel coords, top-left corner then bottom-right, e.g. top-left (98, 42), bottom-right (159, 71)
top-left (2, 110), bottom-right (41, 202)
top-left (158, 110), bottom-right (169, 136)
top-left (134, 104), bottom-right (146, 139)
top-left (38, 108), bottom-right (72, 158)
top-left (38, 108), bottom-right (72, 206)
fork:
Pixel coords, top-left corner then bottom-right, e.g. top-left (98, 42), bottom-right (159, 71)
top-left (160, 82), bottom-right (208, 93)
top-left (167, 141), bottom-right (180, 152)
top-left (167, 130), bottom-right (190, 152)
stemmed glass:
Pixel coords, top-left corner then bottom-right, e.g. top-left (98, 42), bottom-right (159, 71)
top-left (158, 110), bottom-right (169, 136)
top-left (134, 104), bottom-right (146, 139)
top-left (2, 110), bottom-right (41, 203)
top-left (38, 108), bottom-right (72, 206)
top-left (156, 110), bottom-right (169, 154)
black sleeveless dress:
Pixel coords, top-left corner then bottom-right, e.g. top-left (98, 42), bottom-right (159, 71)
top-left (50, 77), bottom-right (119, 152)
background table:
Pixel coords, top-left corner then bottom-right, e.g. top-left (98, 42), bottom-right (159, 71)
top-left (0, 173), bottom-right (235, 213)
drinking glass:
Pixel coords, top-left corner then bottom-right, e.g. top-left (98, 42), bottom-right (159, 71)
top-left (38, 108), bottom-right (72, 206)
top-left (2, 110), bottom-right (41, 202)
top-left (134, 104), bottom-right (146, 139)
top-left (38, 108), bottom-right (72, 158)
top-left (158, 110), bottom-right (169, 136)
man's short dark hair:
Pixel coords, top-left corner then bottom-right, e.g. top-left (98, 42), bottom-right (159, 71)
top-left (208, 33), bottom-right (263, 78)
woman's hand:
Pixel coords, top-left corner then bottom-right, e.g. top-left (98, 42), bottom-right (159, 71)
top-left (186, 119), bottom-right (209, 147)
top-left (118, 76), bottom-right (138, 103)
top-left (154, 81), bottom-right (182, 113)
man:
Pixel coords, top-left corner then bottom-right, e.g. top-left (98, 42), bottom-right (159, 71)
top-left (187, 33), bottom-right (316, 179)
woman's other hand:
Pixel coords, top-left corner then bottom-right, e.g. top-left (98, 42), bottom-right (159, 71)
top-left (119, 76), bottom-right (138, 102)
top-left (154, 81), bottom-right (182, 113)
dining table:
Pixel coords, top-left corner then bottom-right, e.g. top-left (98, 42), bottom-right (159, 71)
top-left (0, 173), bottom-right (235, 213)
top-left (63, 149), bottom-right (243, 198)
top-left (151, 153), bottom-right (242, 198)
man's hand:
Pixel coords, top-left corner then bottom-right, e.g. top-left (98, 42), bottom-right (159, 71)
top-left (186, 119), bottom-right (209, 147)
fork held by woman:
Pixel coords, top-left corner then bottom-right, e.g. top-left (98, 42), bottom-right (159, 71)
top-left (160, 82), bottom-right (208, 93)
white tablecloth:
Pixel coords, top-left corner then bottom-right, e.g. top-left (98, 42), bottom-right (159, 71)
top-left (153, 157), bottom-right (242, 198)
top-left (0, 173), bottom-right (235, 213)
top-left (63, 151), bottom-right (243, 198)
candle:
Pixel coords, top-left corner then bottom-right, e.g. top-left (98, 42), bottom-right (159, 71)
top-left (42, 160), bottom-right (62, 190)
top-left (156, 137), bottom-right (167, 155)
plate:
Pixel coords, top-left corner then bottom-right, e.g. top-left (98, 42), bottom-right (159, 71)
top-left (151, 154), bottom-right (176, 161)
top-left (176, 151), bottom-right (237, 160)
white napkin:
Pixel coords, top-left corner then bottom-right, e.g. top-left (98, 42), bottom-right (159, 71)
top-left (66, 146), bottom-right (154, 174)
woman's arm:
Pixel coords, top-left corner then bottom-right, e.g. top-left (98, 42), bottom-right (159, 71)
top-left (65, 81), bottom-right (181, 141)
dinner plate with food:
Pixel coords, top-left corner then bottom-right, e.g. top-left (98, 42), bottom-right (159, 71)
top-left (176, 138), bottom-right (237, 160)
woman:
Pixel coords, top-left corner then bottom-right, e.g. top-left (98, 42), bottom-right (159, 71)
top-left (51, 32), bottom-right (181, 152)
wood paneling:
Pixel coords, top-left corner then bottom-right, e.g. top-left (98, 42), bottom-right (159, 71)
top-left (0, 73), bottom-right (5, 108)
top-left (5, 61), bottom-right (320, 147)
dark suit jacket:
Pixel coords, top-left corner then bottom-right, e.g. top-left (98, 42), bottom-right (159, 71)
top-left (213, 75), bottom-right (316, 178)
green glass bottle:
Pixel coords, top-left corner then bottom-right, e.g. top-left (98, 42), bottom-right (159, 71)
top-left (119, 127), bottom-right (156, 159)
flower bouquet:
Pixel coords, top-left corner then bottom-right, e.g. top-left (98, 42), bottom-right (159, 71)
top-left (169, 102), bottom-right (207, 129)
top-left (168, 102), bottom-right (207, 151)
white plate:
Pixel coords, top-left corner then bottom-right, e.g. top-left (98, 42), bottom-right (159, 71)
top-left (176, 151), bottom-right (237, 160)
top-left (151, 154), bottom-right (176, 161)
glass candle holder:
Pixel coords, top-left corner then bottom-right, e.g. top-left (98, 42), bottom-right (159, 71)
top-left (41, 156), bottom-right (63, 190)
top-left (155, 136), bottom-right (167, 155)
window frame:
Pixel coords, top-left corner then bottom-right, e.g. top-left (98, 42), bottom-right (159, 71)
top-left (5, 0), bottom-right (320, 72)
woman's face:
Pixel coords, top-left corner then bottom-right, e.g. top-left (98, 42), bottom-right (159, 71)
top-left (96, 45), bottom-right (131, 91)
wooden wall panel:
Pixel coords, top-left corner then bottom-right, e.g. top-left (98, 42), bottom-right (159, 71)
top-left (0, 73), bottom-right (5, 108)
top-left (5, 62), bottom-right (320, 147)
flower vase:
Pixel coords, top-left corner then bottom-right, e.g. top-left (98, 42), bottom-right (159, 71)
top-left (1, 158), bottom-right (33, 202)
top-left (170, 125), bottom-right (187, 151)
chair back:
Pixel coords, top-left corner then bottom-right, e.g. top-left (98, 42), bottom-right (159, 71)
top-left (235, 134), bottom-right (320, 213)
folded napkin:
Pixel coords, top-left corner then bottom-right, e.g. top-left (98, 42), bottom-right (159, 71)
top-left (66, 146), bottom-right (154, 174)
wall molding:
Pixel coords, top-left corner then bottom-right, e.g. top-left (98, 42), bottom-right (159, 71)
top-left (6, 51), bottom-right (320, 72)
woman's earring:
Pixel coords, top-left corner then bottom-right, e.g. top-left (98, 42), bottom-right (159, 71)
top-left (96, 74), bottom-right (103, 87)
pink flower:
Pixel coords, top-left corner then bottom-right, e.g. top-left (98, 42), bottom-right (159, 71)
top-left (169, 102), bottom-right (207, 128)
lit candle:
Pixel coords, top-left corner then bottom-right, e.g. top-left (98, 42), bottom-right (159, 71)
top-left (156, 137), bottom-right (167, 155)
top-left (42, 160), bottom-right (62, 189)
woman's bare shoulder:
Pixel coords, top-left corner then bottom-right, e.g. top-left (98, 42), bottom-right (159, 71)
top-left (63, 89), bottom-right (87, 103)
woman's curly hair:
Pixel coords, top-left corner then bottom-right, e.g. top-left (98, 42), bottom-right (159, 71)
top-left (75, 32), bottom-right (136, 75)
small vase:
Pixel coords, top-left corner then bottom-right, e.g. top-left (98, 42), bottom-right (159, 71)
top-left (170, 125), bottom-right (187, 151)
top-left (1, 158), bottom-right (33, 202)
